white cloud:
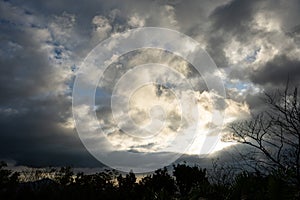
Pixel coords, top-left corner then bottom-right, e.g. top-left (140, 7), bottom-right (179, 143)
top-left (92, 15), bottom-right (112, 41)
top-left (49, 12), bottom-right (76, 45)
top-left (128, 14), bottom-right (146, 28)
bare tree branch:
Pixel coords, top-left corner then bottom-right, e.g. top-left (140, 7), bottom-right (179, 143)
top-left (226, 83), bottom-right (300, 184)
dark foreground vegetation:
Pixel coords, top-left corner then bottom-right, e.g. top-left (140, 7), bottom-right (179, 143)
top-left (1, 161), bottom-right (300, 200)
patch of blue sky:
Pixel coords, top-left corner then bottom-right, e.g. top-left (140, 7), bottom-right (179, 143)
top-left (0, 16), bottom-right (40, 30)
top-left (46, 40), bottom-right (60, 47)
top-left (24, 10), bottom-right (33, 15)
top-left (245, 48), bottom-right (261, 63)
top-left (54, 47), bottom-right (63, 59)
top-left (95, 87), bottom-right (111, 99)
top-left (225, 80), bottom-right (249, 91)
top-left (30, 23), bottom-right (45, 29)
top-left (71, 64), bottom-right (77, 72)
top-left (0, 18), bottom-right (11, 25)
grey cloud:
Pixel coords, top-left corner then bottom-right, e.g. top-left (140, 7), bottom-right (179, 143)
top-left (210, 0), bottom-right (259, 36)
top-left (244, 92), bottom-right (267, 115)
top-left (0, 1), bottom-right (101, 167)
top-left (0, 96), bottom-right (101, 167)
top-left (202, 0), bottom-right (262, 68)
top-left (250, 55), bottom-right (300, 87)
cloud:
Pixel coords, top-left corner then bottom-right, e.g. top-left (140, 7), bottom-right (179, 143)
top-left (0, 1), bottom-right (99, 167)
top-left (250, 55), bottom-right (300, 86)
top-left (0, 0), bottom-right (299, 169)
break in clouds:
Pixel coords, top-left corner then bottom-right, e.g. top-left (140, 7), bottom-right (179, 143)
top-left (0, 0), bottom-right (300, 168)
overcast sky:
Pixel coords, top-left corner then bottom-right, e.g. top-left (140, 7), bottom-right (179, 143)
top-left (1, 0), bottom-right (300, 170)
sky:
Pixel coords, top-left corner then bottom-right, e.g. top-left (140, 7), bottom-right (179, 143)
top-left (0, 0), bottom-right (300, 172)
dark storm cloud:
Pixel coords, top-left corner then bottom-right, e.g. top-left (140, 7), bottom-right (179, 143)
top-left (0, 96), bottom-right (101, 167)
top-left (202, 0), bottom-right (300, 70)
top-left (0, 41), bottom-right (52, 103)
top-left (210, 0), bottom-right (259, 35)
top-left (200, 0), bottom-right (258, 68)
top-left (0, 0), bottom-right (101, 167)
top-left (250, 55), bottom-right (300, 86)
top-left (203, 0), bottom-right (300, 114)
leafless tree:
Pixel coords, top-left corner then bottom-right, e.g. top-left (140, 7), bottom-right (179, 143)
top-left (227, 83), bottom-right (300, 184)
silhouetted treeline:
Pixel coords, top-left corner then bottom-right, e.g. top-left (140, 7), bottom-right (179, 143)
top-left (1, 161), bottom-right (300, 200)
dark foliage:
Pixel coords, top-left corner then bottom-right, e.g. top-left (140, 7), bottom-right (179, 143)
top-left (1, 161), bottom-right (300, 200)
top-left (173, 164), bottom-right (209, 198)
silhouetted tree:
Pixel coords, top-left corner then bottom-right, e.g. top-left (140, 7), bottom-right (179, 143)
top-left (139, 167), bottom-right (176, 199)
top-left (230, 171), bottom-right (268, 199)
top-left (117, 170), bottom-right (136, 190)
top-left (2, 160), bottom-right (300, 199)
top-left (227, 84), bottom-right (300, 186)
top-left (173, 163), bottom-right (209, 197)
top-left (0, 161), bottom-right (19, 199)
top-left (56, 166), bottom-right (74, 186)
top-left (116, 171), bottom-right (137, 199)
